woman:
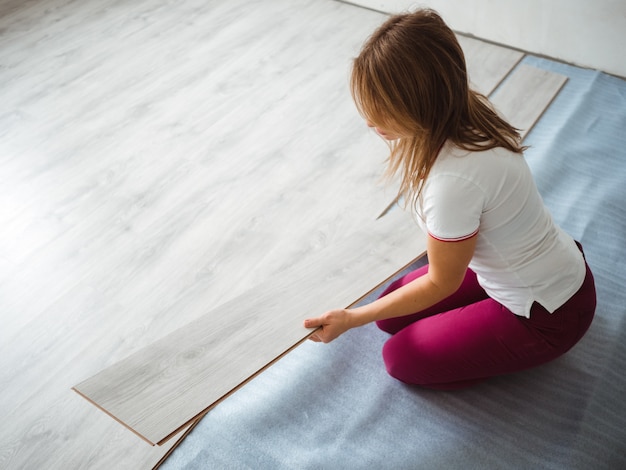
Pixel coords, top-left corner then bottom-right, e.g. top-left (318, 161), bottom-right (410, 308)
top-left (303, 9), bottom-right (596, 390)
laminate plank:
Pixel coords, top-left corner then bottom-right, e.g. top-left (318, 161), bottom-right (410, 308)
top-left (490, 63), bottom-right (568, 138)
top-left (73, 207), bottom-right (426, 446)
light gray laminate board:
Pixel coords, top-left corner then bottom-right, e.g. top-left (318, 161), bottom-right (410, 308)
top-left (457, 34), bottom-right (524, 96)
top-left (73, 207), bottom-right (426, 446)
top-left (491, 63), bottom-right (568, 139)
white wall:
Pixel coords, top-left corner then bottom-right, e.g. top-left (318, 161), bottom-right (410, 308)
top-left (351, 0), bottom-right (626, 78)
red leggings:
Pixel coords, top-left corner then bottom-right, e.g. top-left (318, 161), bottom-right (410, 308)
top-left (376, 252), bottom-right (596, 390)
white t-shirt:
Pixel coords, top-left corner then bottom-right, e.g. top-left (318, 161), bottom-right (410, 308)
top-left (416, 142), bottom-right (586, 318)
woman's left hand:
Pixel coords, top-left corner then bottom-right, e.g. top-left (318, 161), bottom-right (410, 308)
top-left (303, 309), bottom-right (353, 343)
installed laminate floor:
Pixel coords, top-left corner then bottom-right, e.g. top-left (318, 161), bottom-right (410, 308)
top-left (0, 0), bottom-right (562, 468)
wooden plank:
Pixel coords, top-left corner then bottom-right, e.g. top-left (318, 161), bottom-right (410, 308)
top-left (491, 63), bottom-right (568, 138)
top-left (73, 207), bottom-right (426, 446)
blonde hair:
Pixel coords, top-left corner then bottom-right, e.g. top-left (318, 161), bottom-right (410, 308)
top-left (350, 9), bottom-right (525, 208)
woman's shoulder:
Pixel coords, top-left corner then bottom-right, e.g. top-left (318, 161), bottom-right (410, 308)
top-left (430, 143), bottom-right (528, 196)
top-left (436, 142), bottom-right (522, 172)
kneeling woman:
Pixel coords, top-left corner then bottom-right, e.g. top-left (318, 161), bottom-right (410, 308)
top-left (304, 9), bottom-right (596, 390)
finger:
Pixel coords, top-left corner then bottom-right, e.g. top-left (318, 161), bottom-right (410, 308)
top-left (303, 317), bottom-right (323, 329)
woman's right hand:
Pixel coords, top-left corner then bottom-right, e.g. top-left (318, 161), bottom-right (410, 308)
top-left (303, 309), bottom-right (353, 343)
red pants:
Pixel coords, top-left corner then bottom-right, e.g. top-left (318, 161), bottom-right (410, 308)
top-left (376, 250), bottom-right (596, 390)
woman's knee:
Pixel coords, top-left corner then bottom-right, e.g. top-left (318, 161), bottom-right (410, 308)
top-left (381, 334), bottom-right (427, 385)
top-left (382, 339), bottom-right (411, 383)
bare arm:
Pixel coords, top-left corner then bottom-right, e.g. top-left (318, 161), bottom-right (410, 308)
top-left (304, 233), bottom-right (477, 343)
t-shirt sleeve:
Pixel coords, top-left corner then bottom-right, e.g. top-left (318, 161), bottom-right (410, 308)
top-left (421, 173), bottom-right (484, 241)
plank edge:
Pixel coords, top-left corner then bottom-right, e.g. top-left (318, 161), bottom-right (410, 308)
top-left (71, 387), bottom-right (156, 446)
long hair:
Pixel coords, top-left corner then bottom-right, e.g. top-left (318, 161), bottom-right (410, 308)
top-left (350, 9), bottom-right (525, 209)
